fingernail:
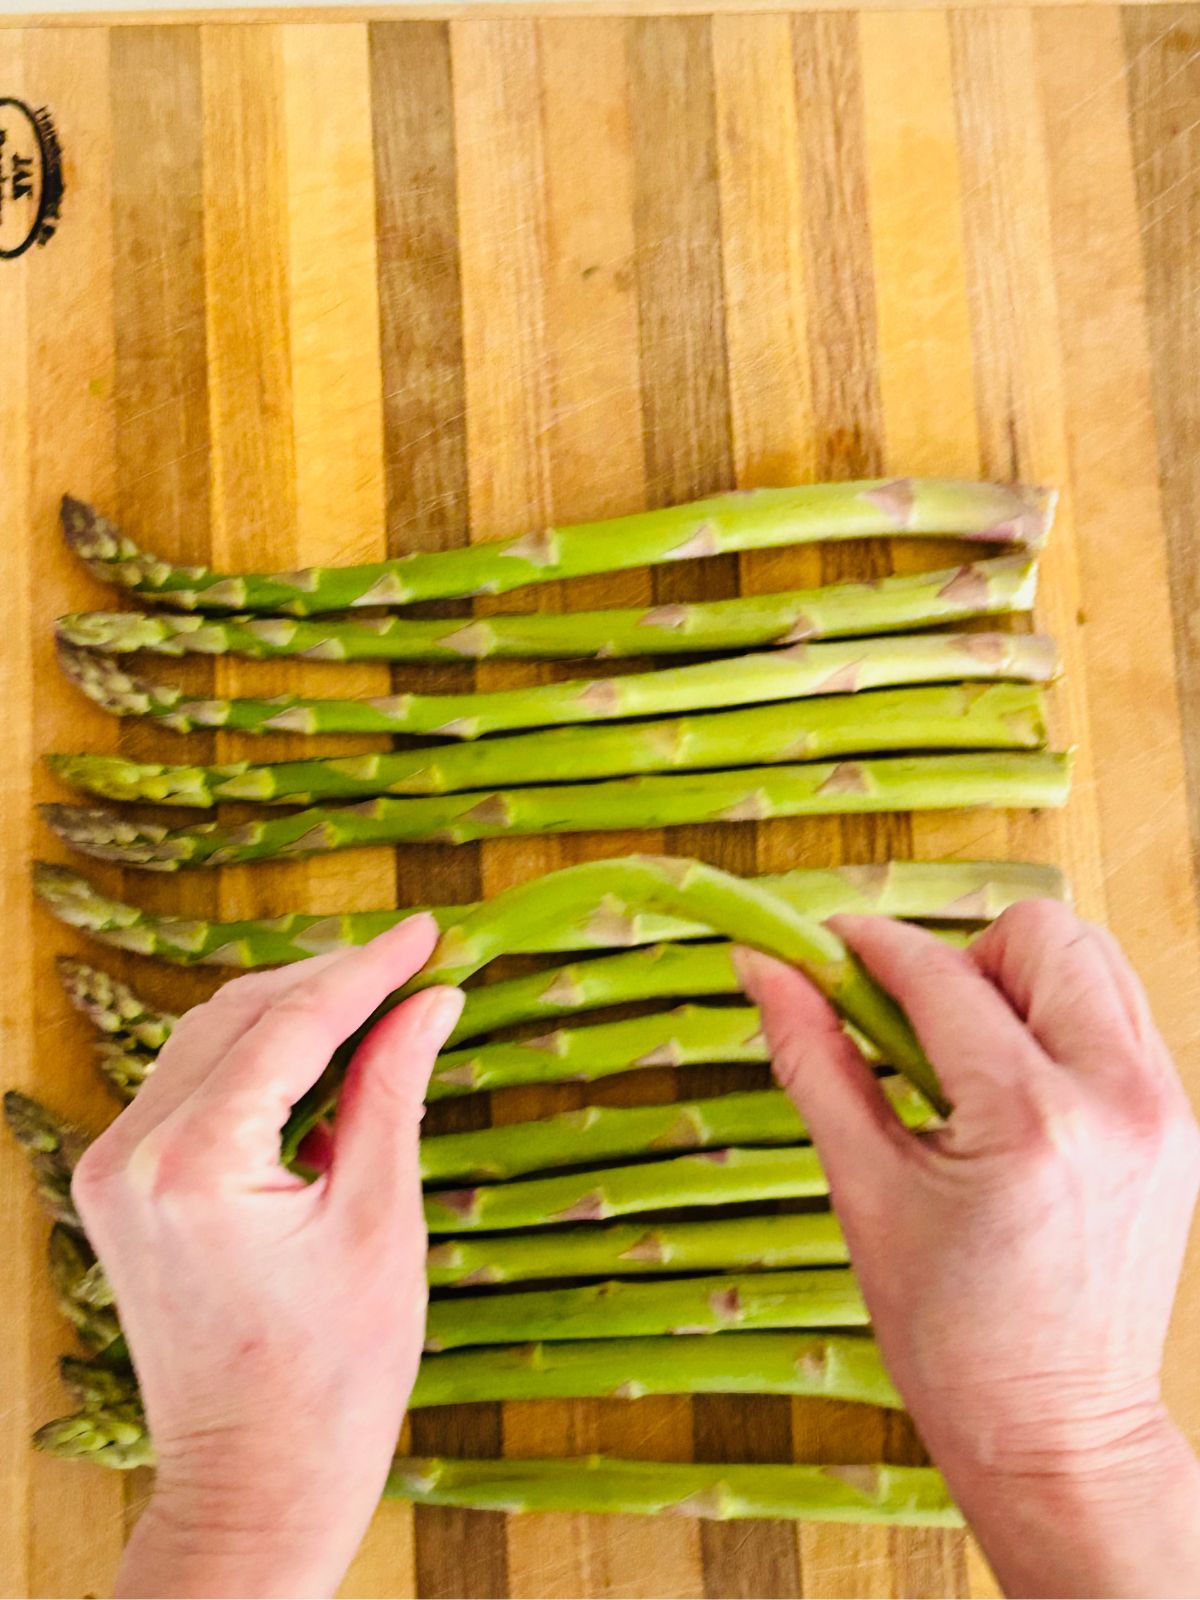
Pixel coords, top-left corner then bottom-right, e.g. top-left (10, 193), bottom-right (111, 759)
top-left (425, 985), bottom-right (465, 1036)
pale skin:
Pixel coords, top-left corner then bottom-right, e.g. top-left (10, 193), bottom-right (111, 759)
top-left (72, 901), bottom-right (1200, 1599)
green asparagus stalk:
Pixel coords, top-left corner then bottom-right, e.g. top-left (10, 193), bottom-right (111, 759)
top-left (58, 632), bottom-right (1059, 739)
top-left (54, 552), bottom-right (1037, 659)
top-left (43, 752), bottom-right (1073, 871)
top-left (423, 1146), bottom-right (828, 1233)
top-left (384, 1455), bottom-right (961, 1526)
top-left (421, 1082), bottom-right (930, 1181)
top-left (426, 1213), bottom-right (849, 1287)
top-left (44, 1207), bottom-right (856, 1353)
top-left (47, 682), bottom-right (1049, 808)
top-left (422, 1268), bottom-right (866, 1350)
top-left (56, 956), bottom-right (176, 1048)
top-left (33, 858), bottom-right (1068, 968)
top-left (3, 1091), bottom-right (87, 1229)
top-left (62, 482), bottom-right (1052, 614)
top-left (39, 1330), bottom-right (901, 1471)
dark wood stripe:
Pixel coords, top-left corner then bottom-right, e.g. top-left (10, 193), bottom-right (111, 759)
top-left (371, 23), bottom-right (506, 1599)
top-left (109, 27), bottom-right (217, 1017)
top-left (1122, 6), bottom-right (1200, 892)
top-left (629, 20), bottom-right (798, 1596)
top-left (792, 12), bottom-right (910, 870)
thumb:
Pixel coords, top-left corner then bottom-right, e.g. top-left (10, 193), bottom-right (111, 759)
top-left (734, 947), bottom-right (912, 1207)
top-left (328, 985), bottom-right (465, 1208)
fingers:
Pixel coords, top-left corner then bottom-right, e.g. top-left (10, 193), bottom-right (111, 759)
top-left (734, 947), bottom-right (911, 1204)
top-left (328, 985), bottom-right (465, 1214)
top-left (153, 916), bottom-right (442, 1183)
top-left (92, 953), bottom-right (350, 1158)
top-left (970, 900), bottom-right (1168, 1082)
top-left (830, 915), bottom-right (1050, 1107)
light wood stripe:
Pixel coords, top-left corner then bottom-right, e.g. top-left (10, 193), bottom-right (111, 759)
top-left (1123, 6), bottom-right (1200, 893)
top-left (1039, 2), bottom-right (1200, 1440)
top-left (949, 10), bottom-right (1104, 916)
top-left (17, 25), bottom-right (129, 1600)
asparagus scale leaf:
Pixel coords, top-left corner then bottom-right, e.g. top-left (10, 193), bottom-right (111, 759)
top-left (55, 552), bottom-right (1037, 659)
top-left (63, 481), bottom-right (1052, 615)
top-left (34, 858), bottom-right (1070, 969)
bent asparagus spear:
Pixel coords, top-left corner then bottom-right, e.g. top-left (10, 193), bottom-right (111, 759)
top-left (284, 855), bottom-right (952, 1139)
top-left (384, 1455), bottom-right (961, 1526)
top-left (422, 1268), bottom-right (867, 1350)
top-left (42, 752), bottom-right (1073, 870)
top-left (58, 632), bottom-right (1060, 739)
top-left (33, 858), bottom-right (1068, 968)
top-left (46, 683), bottom-right (1049, 807)
top-left (62, 482), bottom-right (1052, 614)
top-left (55, 552), bottom-right (1037, 659)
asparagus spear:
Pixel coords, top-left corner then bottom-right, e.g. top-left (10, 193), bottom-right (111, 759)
top-left (43, 752), bottom-right (1073, 870)
top-left (3, 1091), bottom-right (88, 1229)
top-left (55, 552), bottom-right (1038, 659)
top-left (385, 1455), bottom-right (961, 1526)
top-left (421, 1081), bottom-right (930, 1180)
top-left (33, 859), bottom-right (1068, 968)
top-left (59, 632), bottom-right (1059, 739)
top-left (423, 1146), bottom-right (829, 1233)
top-left (56, 956), bottom-right (176, 1048)
top-left (426, 1213), bottom-right (849, 1287)
top-left (423, 1268), bottom-right (866, 1350)
top-left (40, 1331), bottom-right (901, 1473)
top-left (62, 482), bottom-right (1052, 614)
top-left (47, 683), bottom-right (1049, 808)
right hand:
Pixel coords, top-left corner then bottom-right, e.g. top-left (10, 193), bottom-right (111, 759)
top-left (737, 899), bottom-right (1200, 1597)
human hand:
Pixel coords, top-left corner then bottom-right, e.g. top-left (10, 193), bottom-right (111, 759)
top-left (737, 900), bottom-right (1200, 1598)
top-left (72, 919), bottom-right (464, 1600)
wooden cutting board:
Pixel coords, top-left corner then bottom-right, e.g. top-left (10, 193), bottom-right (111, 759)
top-left (3, 7), bottom-right (1199, 1596)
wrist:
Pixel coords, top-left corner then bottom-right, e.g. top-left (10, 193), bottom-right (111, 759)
top-left (118, 1437), bottom-right (385, 1599)
top-left (937, 1413), bottom-right (1200, 1598)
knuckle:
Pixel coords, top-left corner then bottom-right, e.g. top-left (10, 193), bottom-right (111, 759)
top-left (70, 1137), bottom-right (126, 1213)
top-left (995, 896), bottom-right (1081, 951)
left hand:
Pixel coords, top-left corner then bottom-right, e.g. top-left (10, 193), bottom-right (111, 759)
top-left (72, 918), bottom-right (464, 1600)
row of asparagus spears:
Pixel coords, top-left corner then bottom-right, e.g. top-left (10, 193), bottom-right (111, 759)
top-left (16, 850), bottom-right (1067, 1500)
top-left (31, 482), bottom-right (1061, 1522)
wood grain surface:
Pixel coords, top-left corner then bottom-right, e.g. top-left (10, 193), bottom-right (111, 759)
top-left (2, 9), bottom-right (1199, 1596)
